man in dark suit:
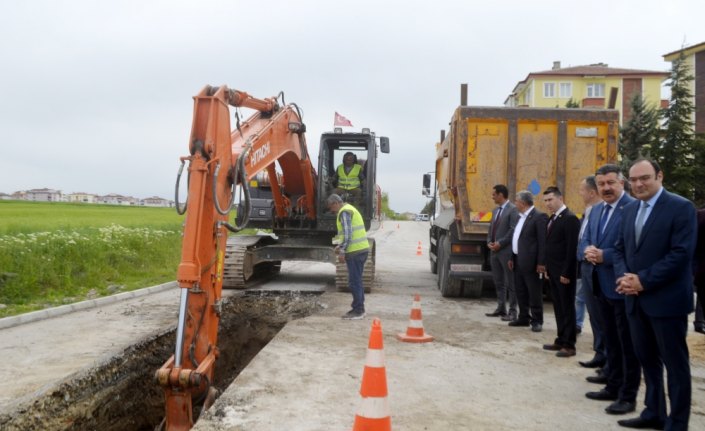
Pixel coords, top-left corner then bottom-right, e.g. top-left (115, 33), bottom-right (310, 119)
top-left (541, 186), bottom-right (580, 357)
top-left (581, 164), bottom-right (641, 416)
top-left (614, 159), bottom-right (697, 430)
top-left (695, 208), bottom-right (705, 331)
top-left (508, 190), bottom-right (548, 332)
top-left (486, 184), bottom-right (519, 319)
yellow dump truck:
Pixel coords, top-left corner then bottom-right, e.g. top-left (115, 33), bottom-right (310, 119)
top-left (424, 85), bottom-right (619, 297)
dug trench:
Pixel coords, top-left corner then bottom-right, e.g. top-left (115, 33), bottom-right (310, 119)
top-left (0, 290), bottom-right (324, 431)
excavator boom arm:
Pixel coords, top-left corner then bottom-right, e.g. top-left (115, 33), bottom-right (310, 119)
top-left (156, 85), bottom-right (317, 431)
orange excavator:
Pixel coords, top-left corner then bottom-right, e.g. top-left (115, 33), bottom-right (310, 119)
top-left (154, 86), bottom-right (389, 430)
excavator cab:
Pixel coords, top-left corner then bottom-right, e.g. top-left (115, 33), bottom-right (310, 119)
top-left (317, 129), bottom-right (389, 232)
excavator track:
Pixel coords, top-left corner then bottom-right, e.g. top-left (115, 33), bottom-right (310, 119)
top-left (222, 235), bottom-right (281, 289)
top-left (335, 238), bottom-right (375, 293)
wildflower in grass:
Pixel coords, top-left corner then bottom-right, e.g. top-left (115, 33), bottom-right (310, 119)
top-left (0, 224), bottom-right (182, 317)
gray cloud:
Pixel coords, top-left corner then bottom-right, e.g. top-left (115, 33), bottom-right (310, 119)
top-left (1, 0), bottom-right (703, 212)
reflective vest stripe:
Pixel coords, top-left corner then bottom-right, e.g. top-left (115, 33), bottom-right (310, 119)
top-left (337, 164), bottom-right (362, 190)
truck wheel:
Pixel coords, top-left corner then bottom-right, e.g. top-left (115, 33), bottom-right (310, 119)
top-left (430, 241), bottom-right (438, 275)
top-left (435, 236), bottom-right (444, 289)
top-left (462, 279), bottom-right (483, 298)
top-left (439, 235), bottom-right (462, 297)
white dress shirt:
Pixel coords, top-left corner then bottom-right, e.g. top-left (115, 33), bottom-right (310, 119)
top-left (512, 206), bottom-right (534, 254)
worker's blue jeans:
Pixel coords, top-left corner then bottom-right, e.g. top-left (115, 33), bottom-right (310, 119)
top-left (346, 251), bottom-right (368, 313)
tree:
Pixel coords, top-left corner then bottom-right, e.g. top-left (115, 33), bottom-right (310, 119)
top-left (618, 93), bottom-right (659, 172)
top-left (653, 49), bottom-right (697, 200)
top-left (380, 192), bottom-right (403, 220)
top-left (692, 134), bottom-right (705, 206)
top-left (565, 98), bottom-right (580, 108)
top-left (420, 197), bottom-right (435, 215)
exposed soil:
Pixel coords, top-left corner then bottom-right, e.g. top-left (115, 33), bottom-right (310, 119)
top-left (0, 292), bottom-right (323, 431)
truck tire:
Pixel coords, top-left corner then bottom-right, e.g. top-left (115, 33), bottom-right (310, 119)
top-left (439, 235), bottom-right (462, 297)
top-left (462, 279), bottom-right (483, 298)
top-left (435, 236), bottom-right (444, 289)
top-left (430, 242), bottom-right (438, 275)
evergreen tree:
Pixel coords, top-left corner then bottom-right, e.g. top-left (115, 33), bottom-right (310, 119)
top-left (692, 134), bottom-right (705, 206)
top-left (654, 49), bottom-right (696, 199)
top-left (565, 98), bottom-right (580, 108)
top-left (619, 93), bottom-right (659, 172)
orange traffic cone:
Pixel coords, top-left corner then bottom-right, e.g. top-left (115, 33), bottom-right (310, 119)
top-left (416, 241), bottom-right (422, 256)
top-left (353, 318), bottom-right (391, 431)
top-left (397, 294), bottom-right (434, 343)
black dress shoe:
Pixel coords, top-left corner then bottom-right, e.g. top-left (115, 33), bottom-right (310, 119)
top-left (485, 310), bottom-right (507, 317)
top-left (585, 389), bottom-right (618, 401)
top-left (579, 357), bottom-right (606, 368)
top-left (556, 347), bottom-right (576, 357)
top-left (695, 324), bottom-right (705, 334)
top-left (617, 416), bottom-right (665, 429)
top-left (531, 323), bottom-right (542, 332)
top-left (586, 375), bottom-right (608, 384)
top-left (508, 319), bottom-right (530, 327)
top-left (501, 314), bottom-right (515, 321)
top-left (543, 343), bottom-right (561, 351)
top-left (605, 400), bottom-right (636, 415)
top-left (576, 325), bottom-right (582, 334)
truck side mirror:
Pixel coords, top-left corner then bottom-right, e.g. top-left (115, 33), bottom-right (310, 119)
top-left (422, 173), bottom-right (431, 196)
top-left (379, 136), bottom-right (390, 153)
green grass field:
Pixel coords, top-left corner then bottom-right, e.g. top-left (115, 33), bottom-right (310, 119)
top-left (0, 201), bottom-right (183, 234)
top-left (0, 201), bottom-right (185, 317)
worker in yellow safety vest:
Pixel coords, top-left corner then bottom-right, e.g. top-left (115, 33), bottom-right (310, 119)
top-left (327, 193), bottom-right (369, 320)
top-left (332, 152), bottom-right (364, 205)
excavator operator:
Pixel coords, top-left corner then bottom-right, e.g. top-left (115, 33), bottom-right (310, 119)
top-left (332, 151), bottom-right (364, 205)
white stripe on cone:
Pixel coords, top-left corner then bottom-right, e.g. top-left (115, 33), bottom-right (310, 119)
top-left (408, 320), bottom-right (424, 328)
top-left (365, 348), bottom-right (386, 368)
top-left (357, 397), bottom-right (391, 418)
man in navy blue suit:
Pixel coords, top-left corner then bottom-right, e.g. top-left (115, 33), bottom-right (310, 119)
top-left (614, 159), bottom-right (697, 430)
top-left (581, 164), bottom-right (641, 416)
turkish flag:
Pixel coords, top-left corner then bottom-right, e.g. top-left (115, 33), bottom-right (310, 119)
top-left (334, 112), bottom-right (353, 127)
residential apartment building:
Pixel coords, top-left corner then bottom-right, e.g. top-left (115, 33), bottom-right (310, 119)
top-left (141, 196), bottom-right (173, 207)
top-left (505, 62), bottom-right (668, 124)
top-left (25, 188), bottom-right (62, 202)
top-left (663, 41), bottom-right (705, 133)
top-left (98, 193), bottom-right (138, 205)
top-left (66, 192), bottom-right (97, 204)
top-left (5, 190), bottom-right (172, 206)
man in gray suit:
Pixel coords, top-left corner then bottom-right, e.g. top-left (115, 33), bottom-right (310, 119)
top-left (486, 184), bottom-right (519, 319)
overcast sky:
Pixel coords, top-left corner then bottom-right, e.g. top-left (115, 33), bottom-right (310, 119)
top-left (1, 0), bottom-right (703, 213)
